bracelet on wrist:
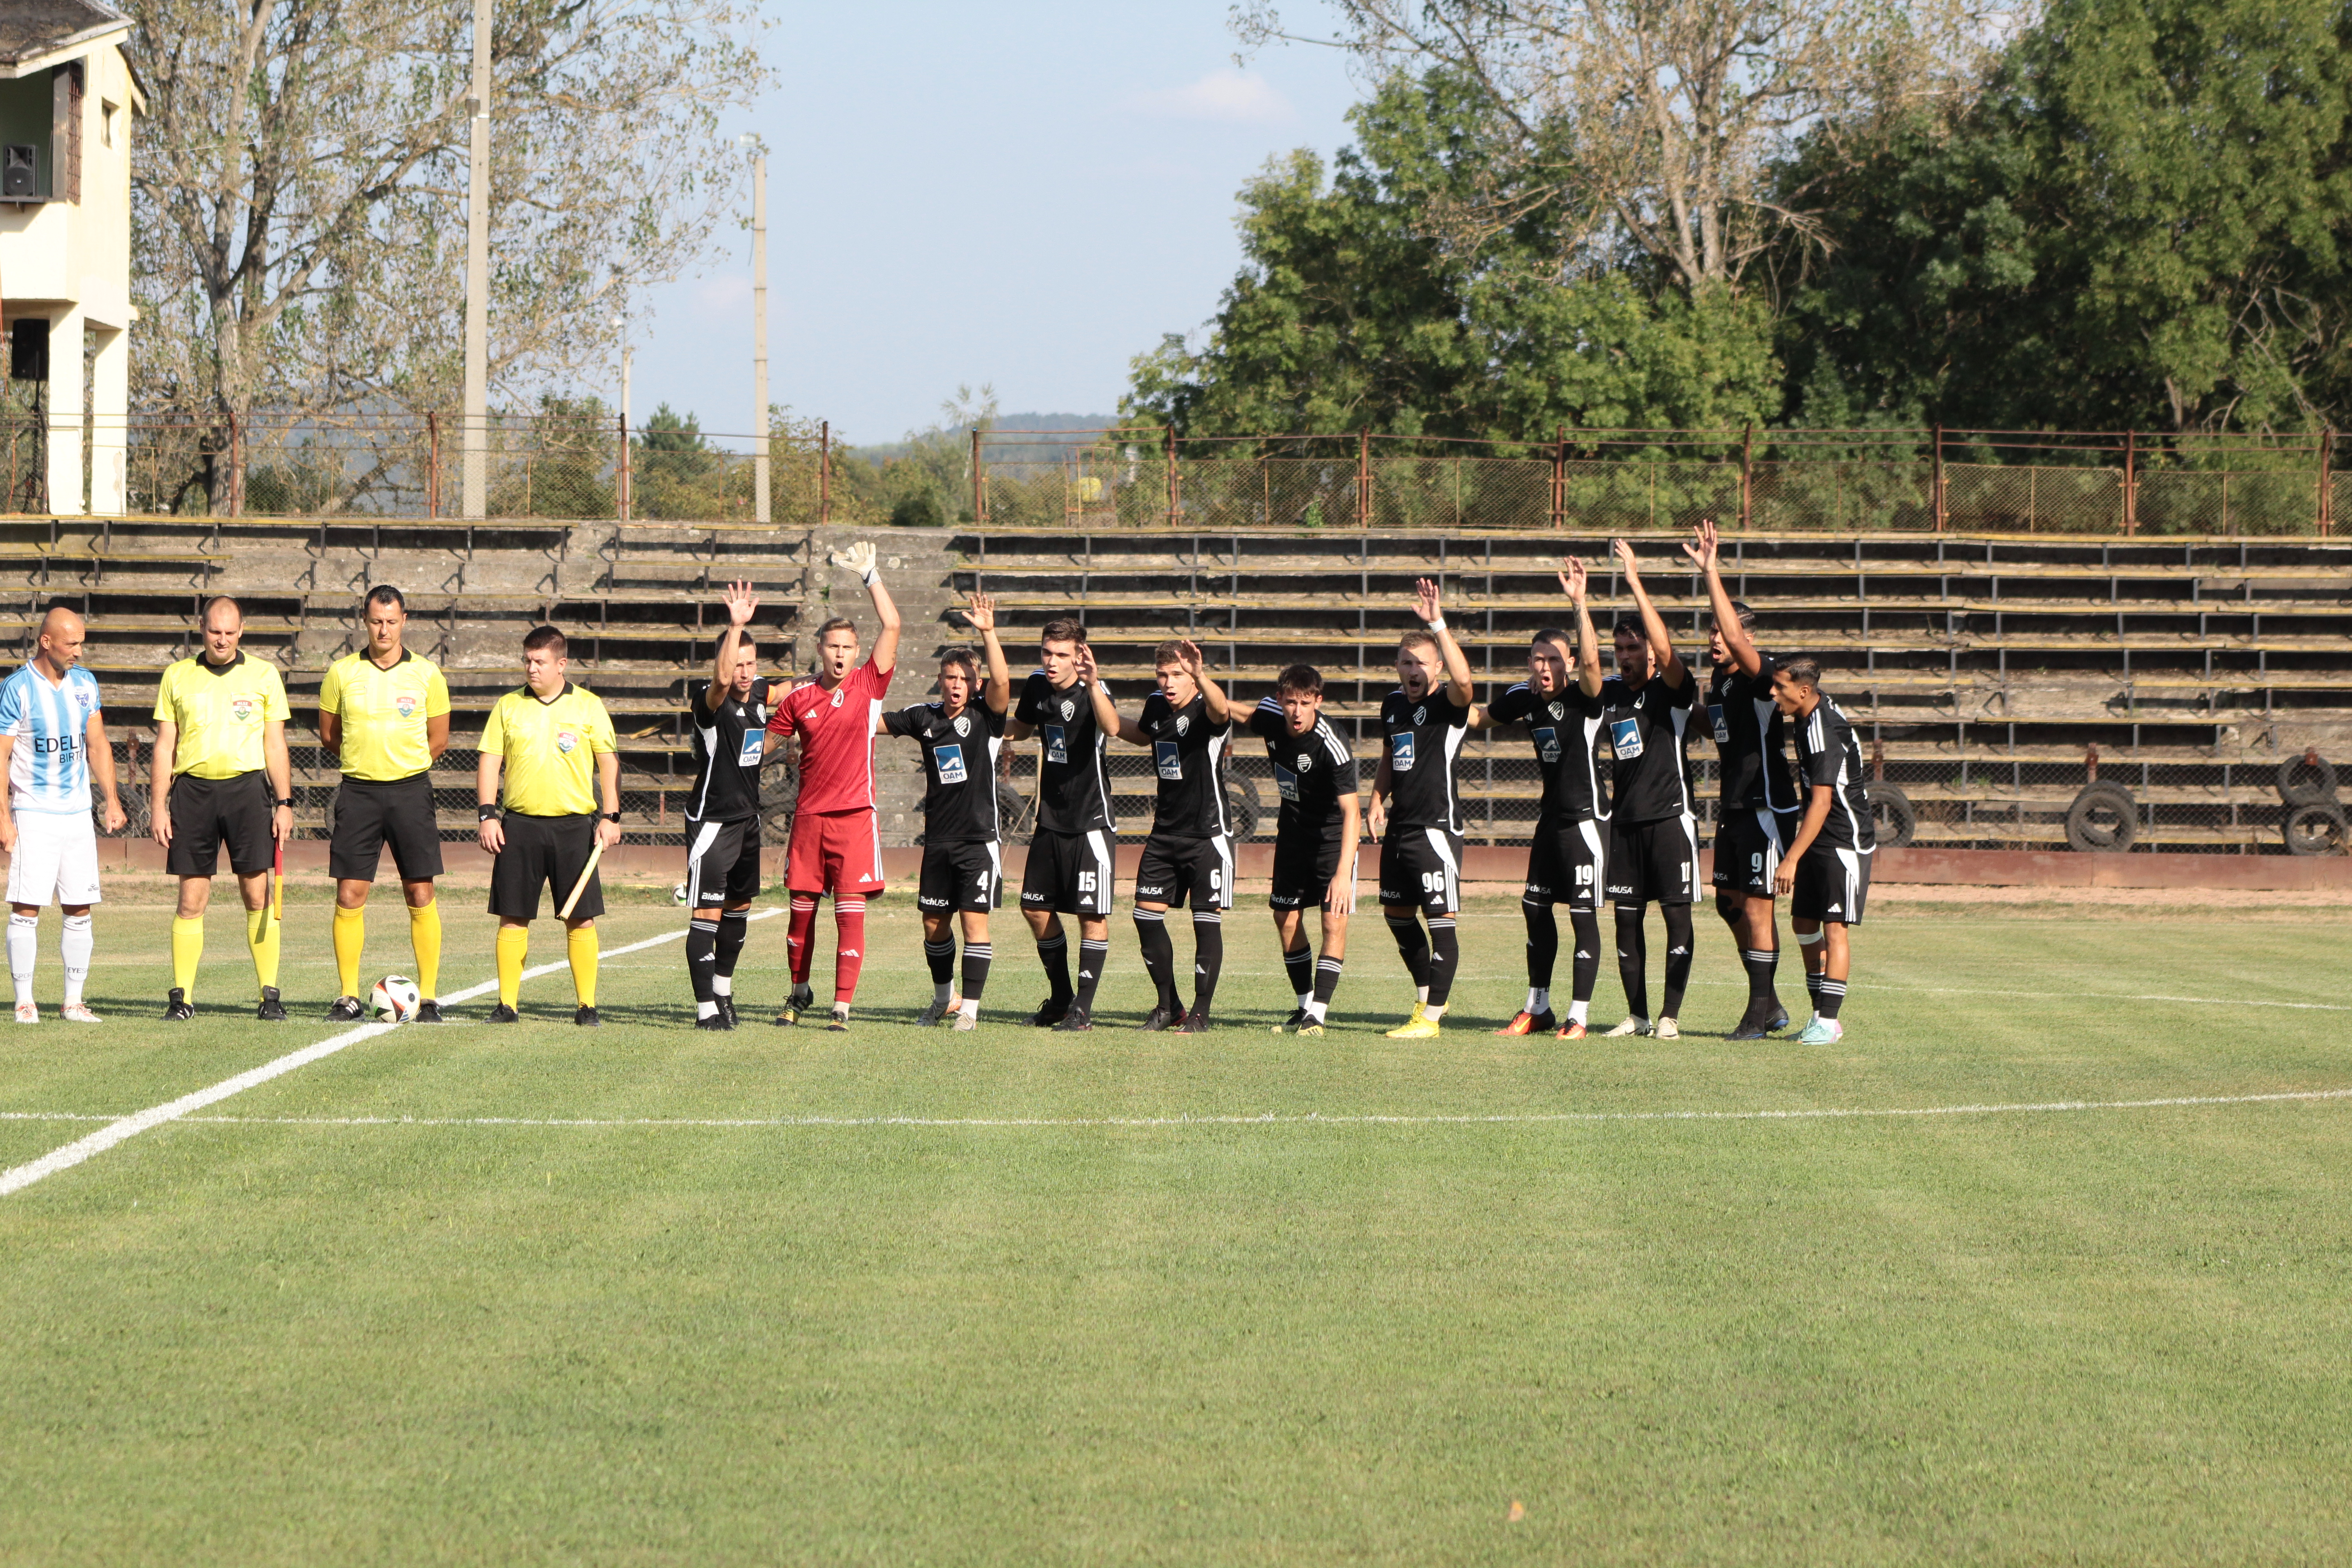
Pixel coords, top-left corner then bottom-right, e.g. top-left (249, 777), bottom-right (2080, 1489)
top-left (478, 804), bottom-right (500, 823)
top-left (1426, 616), bottom-right (1446, 632)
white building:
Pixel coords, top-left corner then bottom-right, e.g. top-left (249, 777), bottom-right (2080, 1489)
top-left (0, 0), bottom-right (138, 515)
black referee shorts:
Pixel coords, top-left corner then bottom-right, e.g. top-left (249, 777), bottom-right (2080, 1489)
top-left (330, 773), bottom-right (445, 882)
top-left (166, 769), bottom-right (275, 877)
top-left (488, 811), bottom-right (605, 921)
top-left (682, 814), bottom-right (763, 910)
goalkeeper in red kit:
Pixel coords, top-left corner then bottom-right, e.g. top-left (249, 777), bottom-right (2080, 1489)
top-left (765, 541), bottom-right (901, 1029)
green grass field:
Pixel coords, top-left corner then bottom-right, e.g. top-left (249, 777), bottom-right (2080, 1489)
top-left (3, 892), bottom-right (2349, 1564)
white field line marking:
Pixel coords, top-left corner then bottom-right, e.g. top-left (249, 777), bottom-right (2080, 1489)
top-left (0, 911), bottom-right (780, 1197)
top-left (4, 1086), bottom-right (2350, 1133)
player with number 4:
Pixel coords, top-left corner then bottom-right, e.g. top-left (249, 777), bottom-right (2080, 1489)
top-left (882, 592), bottom-right (1011, 1029)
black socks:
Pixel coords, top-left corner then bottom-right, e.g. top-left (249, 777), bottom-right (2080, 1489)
top-left (1569, 909), bottom-right (1602, 1004)
top-left (1615, 905), bottom-right (1649, 1018)
top-left (1134, 909), bottom-right (1178, 1011)
top-left (1523, 898), bottom-right (1558, 991)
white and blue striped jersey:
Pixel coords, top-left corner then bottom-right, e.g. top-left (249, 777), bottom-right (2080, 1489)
top-left (0, 663), bottom-right (101, 815)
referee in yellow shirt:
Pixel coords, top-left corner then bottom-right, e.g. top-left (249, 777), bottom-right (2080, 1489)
top-left (151, 596), bottom-right (294, 1020)
top-left (476, 625), bottom-right (621, 1025)
top-left (317, 585), bottom-right (452, 1022)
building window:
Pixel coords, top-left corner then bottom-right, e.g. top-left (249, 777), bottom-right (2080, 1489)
top-left (101, 100), bottom-right (117, 149)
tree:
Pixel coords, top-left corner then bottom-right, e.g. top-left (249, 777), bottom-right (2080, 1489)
top-left (1124, 70), bottom-right (1778, 441)
top-left (1235, 0), bottom-right (2003, 298)
top-left (130, 0), bottom-right (766, 445)
top-left (1780, 0), bottom-right (2352, 433)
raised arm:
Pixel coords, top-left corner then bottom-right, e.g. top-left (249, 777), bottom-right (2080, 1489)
top-left (964, 593), bottom-right (1013, 715)
top-left (1175, 639), bottom-right (1230, 724)
top-left (1081, 642), bottom-right (1147, 745)
top-left (1559, 556), bottom-right (1605, 698)
top-left (828, 540), bottom-right (901, 676)
top-left (1682, 519), bottom-right (1762, 678)
top-left (1412, 577), bottom-right (1476, 710)
top-left (1611, 538), bottom-right (1687, 690)
top-left (706, 580), bottom-right (759, 710)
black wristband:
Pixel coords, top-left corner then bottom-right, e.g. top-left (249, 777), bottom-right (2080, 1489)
top-left (478, 803), bottom-right (500, 822)
top-left (274, 798), bottom-right (294, 808)
top-left (603, 811), bottom-right (622, 823)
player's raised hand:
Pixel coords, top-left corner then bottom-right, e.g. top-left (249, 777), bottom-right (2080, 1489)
top-left (828, 539), bottom-right (878, 581)
top-left (1558, 556), bottom-right (1589, 603)
top-left (1412, 577), bottom-right (1443, 624)
top-left (1610, 537), bottom-right (1641, 576)
top-left (1681, 518), bottom-right (1719, 573)
top-left (722, 579), bottom-right (759, 627)
top-left (1175, 638), bottom-right (1205, 679)
top-left (1073, 642), bottom-right (1099, 683)
top-left (962, 592), bottom-right (997, 633)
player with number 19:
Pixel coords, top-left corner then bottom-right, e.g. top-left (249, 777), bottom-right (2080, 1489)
top-left (681, 580), bottom-right (772, 1030)
top-left (883, 592), bottom-right (1011, 1029)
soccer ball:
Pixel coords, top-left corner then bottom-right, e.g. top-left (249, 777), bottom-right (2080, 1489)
top-left (671, 881), bottom-right (689, 906)
top-left (370, 975), bottom-right (421, 1023)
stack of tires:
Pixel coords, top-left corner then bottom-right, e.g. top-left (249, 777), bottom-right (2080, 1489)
top-left (2067, 778), bottom-right (2139, 853)
top-left (2279, 754), bottom-right (2347, 857)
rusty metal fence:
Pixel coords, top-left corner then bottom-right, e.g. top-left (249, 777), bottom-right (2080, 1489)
top-left (977, 428), bottom-right (2348, 537)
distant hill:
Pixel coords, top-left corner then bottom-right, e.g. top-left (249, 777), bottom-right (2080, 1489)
top-left (847, 412), bottom-right (1123, 465)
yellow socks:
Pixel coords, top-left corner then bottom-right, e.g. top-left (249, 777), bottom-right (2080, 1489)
top-left (567, 924), bottom-right (598, 1008)
top-left (333, 906), bottom-right (365, 1000)
top-left (496, 924), bottom-right (528, 1007)
top-left (245, 903), bottom-right (280, 992)
top-left (170, 915), bottom-right (203, 999)
top-left (407, 901), bottom-right (442, 1000)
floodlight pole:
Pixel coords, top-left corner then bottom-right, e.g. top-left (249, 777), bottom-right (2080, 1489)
top-left (751, 151), bottom-right (770, 524)
top-left (460, 0), bottom-right (491, 518)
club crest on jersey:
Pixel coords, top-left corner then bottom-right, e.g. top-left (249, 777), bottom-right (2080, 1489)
top-left (1174, 713), bottom-right (1191, 737)
top-left (1548, 701), bottom-right (1564, 721)
top-left (953, 714), bottom-right (970, 737)
top-left (395, 694), bottom-right (419, 719)
top-left (555, 729), bottom-right (579, 754)
top-left (72, 686), bottom-right (94, 714)
top-left (1060, 698), bottom-right (1076, 720)
top-left (829, 688), bottom-right (845, 709)
top-left (1295, 752), bottom-right (1313, 772)
top-left (230, 696), bottom-right (257, 723)
top-left (1413, 705), bottom-right (1427, 726)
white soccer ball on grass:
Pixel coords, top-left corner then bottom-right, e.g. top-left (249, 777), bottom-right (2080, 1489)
top-left (371, 975), bottom-right (421, 1023)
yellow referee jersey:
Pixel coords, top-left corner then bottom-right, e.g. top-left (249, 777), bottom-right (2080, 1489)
top-left (482, 683), bottom-right (616, 817)
top-left (318, 649), bottom-right (451, 781)
top-left (152, 652), bottom-right (290, 779)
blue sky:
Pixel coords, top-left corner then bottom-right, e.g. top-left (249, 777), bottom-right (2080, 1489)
top-left (624, 2), bottom-right (1365, 446)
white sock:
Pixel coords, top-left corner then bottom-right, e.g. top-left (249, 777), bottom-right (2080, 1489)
top-left (1568, 999), bottom-right (1589, 1025)
top-left (7, 913), bottom-right (34, 1005)
top-left (1422, 1002), bottom-right (1446, 1020)
top-left (60, 914), bottom-right (90, 1005)
top-left (958, 996), bottom-right (979, 1019)
top-left (711, 975), bottom-right (732, 997)
top-left (1525, 986), bottom-right (1550, 1015)
top-left (1305, 999), bottom-right (1327, 1022)
top-left (1415, 984), bottom-right (1429, 1003)
top-left (934, 980), bottom-right (953, 1006)
top-left (697, 1000), bottom-right (718, 1019)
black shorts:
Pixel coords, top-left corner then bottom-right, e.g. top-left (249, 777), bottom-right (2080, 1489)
top-left (919, 839), bottom-right (1003, 913)
top-left (1792, 844), bottom-right (1871, 926)
top-left (1269, 824), bottom-right (1354, 911)
top-left (1712, 806), bottom-right (1799, 896)
top-left (682, 814), bottom-right (763, 910)
top-left (1133, 833), bottom-right (1234, 911)
top-left (1019, 828), bottom-right (1115, 916)
top-left (330, 774), bottom-right (445, 882)
top-left (1525, 815), bottom-right (1607, 912)
top-left (1379, 825), bottom-right (1463, 914)
top-left (165, 770), bottom-right (274, 877)
top-left (1606, 813), bottom-right (1701, 906)
top-left (488, 811), bottom-right (605, 921)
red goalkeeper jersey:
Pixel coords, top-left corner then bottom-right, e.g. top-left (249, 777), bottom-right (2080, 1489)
top-left (767, 657), bottom-right (894, 814)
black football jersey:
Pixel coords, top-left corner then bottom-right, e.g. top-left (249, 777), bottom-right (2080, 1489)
top-left (1247, 699), bottom-right (1358, 838)
top-left (1710, 654), bottom-right (1798, 812)
top-left (1379, 686), bottom-right (1470, 832)
top-left (1795, 694), bottom-right (1876, 852)
top-left (882, 699), bottom-right (1006, 843)
top-left (1599, 671), bottom-right (1696, 823)
top-left (688, 676), bottom-right (771, 823)
top-left (1014, 672), bottom-right (1112, 834)
top-left (1136, 691), bottom-right (1232, 838)
top-left (1486, 679), bottom-right (1607, 823)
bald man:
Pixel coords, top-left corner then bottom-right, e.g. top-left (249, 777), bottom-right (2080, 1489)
top-left (0, 607), bottom-right (127, 1022)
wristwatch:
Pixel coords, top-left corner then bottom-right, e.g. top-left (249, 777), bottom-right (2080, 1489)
top-left (602, 811), bottom-right (622, 823)
top-left (478, 803), bottom-right (500, 822)
top-left (274, 797), bottom-right (294, 808)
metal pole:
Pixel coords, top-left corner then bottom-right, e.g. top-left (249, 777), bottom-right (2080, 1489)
top-left (2123, 429), bottom-right (2136, 536)
top-left (820, 418), bottom-right (831, 524)
top-left (620, 341), bottom-right (632, 521)
top-left (1931, 422), bottom-right (1945, 532)
top-left (1165, 426), bottom-right (1178, 528)
top-left (972, 427), bottom-right (984, 525)
top-left (1739, 420), bottom-right (1754, 530)
top-left (460, 0), bottom-right (490, 519)
top-left (426, 409), bottom-right (440, 518)
top-left (2320, 429), bottom-right (2333, 538)
top-left (1357, 429), bottom-right (1370, 529)
top-left (750, 152), bottom-right (770, 524)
